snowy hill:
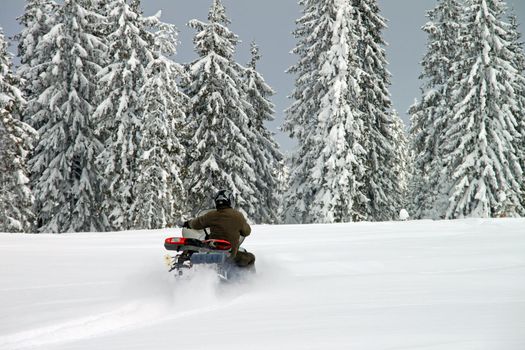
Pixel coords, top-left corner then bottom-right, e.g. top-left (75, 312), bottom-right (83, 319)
top-left (1, 219), bottom-right (525, 350)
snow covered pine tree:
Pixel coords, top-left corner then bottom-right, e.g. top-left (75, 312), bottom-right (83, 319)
top-left (16, 0), bottom-right (58, 129)
top-left (28, 0), bottom-right (107, 232)
top-left (507, 11), bottom-right (525, 210)
top-left (284, 0), bottom-right (406, 223)
top-left (409, 0), bottom-right (463, 219)
top-left (184, 0), bottom-right (258, 217)
top-left (391, 110), bottom-right (410, 212)
top-left (353, 0), bottom-right (408, 221)
top-left (439, 0), bottom-right (524, 218)
top-left (131, 16), bottom-right (189, 229)
top-left (0, 29), bottom-right (36, 233)
top-left (242, 42), bottom-right (282, 224)
top-left (94, 0), bottom-right (160, 230)
top-left (283, 0), bottom-right (367, 224)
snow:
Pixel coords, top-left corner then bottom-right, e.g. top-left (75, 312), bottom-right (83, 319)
top-left (399, 208), bottom-right (410, 221)
top-left (1, 219), bottom-right (525, 350)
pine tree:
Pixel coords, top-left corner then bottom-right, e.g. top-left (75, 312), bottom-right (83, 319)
top-left (283, 0), bottom-right (332, 143)
top-left (353, 0), bottom-right (407, 221)
top-left (281, 0), bottom-right (320, 224)
top-left (507, 11), bottom-right (525, 209)
top-left (242, 42), bottom-right (282, 223)
top-left (391, 110), bottom-right (410, 212)
top-left (440, 0), bottom-right (523, 218)
top-left (0, 30), bottom-right (37, 233)
top-left (16, 0), bottom-right (58, 128)
top-left (282, 0), bottom-right (330, 223)
top-left (94, 0), bottom-right (157, 230)
top-left (28, 0), bottom-right (107, 232)
top-left (276, 157), bottom-right (290, 223)
top-left (283, 0), bottom-right (367, 223)
top-left (409, 0), bottom-right (463, 219)
top-left (131, 19), bottom-right (189, 229)
top-left (184, 0), bottom-right (258, 216)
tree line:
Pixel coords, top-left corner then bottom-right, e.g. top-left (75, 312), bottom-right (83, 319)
top-left (1, 0), bottom-right (281, 233)
top-left (283, 0), bottom-right (525, 222)
top-left (0, 0), bottom-right (524, 233)
top-left (410, 0), bottom-right (525, 219)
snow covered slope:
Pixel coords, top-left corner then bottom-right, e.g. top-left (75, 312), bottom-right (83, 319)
top-left (1, 219), bottom-right (524, 350)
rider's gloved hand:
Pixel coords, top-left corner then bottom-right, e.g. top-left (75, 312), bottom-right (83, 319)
top-left (176, 220), bottom-right (190, 228)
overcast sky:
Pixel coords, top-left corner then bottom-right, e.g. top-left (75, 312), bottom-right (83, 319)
top-left (1, 0), bottom-right (525, 152)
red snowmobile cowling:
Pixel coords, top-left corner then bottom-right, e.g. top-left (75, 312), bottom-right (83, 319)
top-left (164, 237), bottom-right (232, 252)
top-left (204, 239), bottom-right (232, 250)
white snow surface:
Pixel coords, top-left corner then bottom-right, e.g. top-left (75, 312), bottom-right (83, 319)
top-left (1, 219), bottom-right (525, 350)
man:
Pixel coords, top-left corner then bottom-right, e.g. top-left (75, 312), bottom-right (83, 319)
top-left (183, 189), bottom-right (255, 268)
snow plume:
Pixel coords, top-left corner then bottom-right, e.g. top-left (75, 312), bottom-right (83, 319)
top-left (167, 268), bottom-right (223, 308)
top-left (119, 258), bottom-right (223, 312)
top-left (120, 257), bottom-right (260, 324)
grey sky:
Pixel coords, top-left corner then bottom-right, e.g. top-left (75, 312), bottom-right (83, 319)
top-left (1, 0), bottom-right (525, 152)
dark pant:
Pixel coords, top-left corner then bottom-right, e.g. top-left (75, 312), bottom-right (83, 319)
top-left (234, 251), bottom-right (255, 267)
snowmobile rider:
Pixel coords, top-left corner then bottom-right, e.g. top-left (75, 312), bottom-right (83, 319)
top-left (182, 190), bottom-right (255, 268)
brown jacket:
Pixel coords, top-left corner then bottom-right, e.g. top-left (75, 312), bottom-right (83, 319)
top-left (189, 208), bottom-right (251, 257)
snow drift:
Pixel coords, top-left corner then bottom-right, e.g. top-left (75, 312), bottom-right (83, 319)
top-left (1, 218), bottom-right (524, 350)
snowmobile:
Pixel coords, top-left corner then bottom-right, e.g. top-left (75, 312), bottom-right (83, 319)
top-left (163, 224), bottom-right (249, 281)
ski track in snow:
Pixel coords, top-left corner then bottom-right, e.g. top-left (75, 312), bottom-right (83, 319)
top-left (0, 267), bottom-right (254, 350)
top-left (0, 298), bottom-right (236, 350)
top-left (0, 281), bottom-right (118, 293)
top-left (1, 219), bottom-right (525, 350)
top-left (0, 302), bottom-right (158, 349)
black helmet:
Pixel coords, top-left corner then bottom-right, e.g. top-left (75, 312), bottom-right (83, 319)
top-left (214, 189), bottom-right (234, 208)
